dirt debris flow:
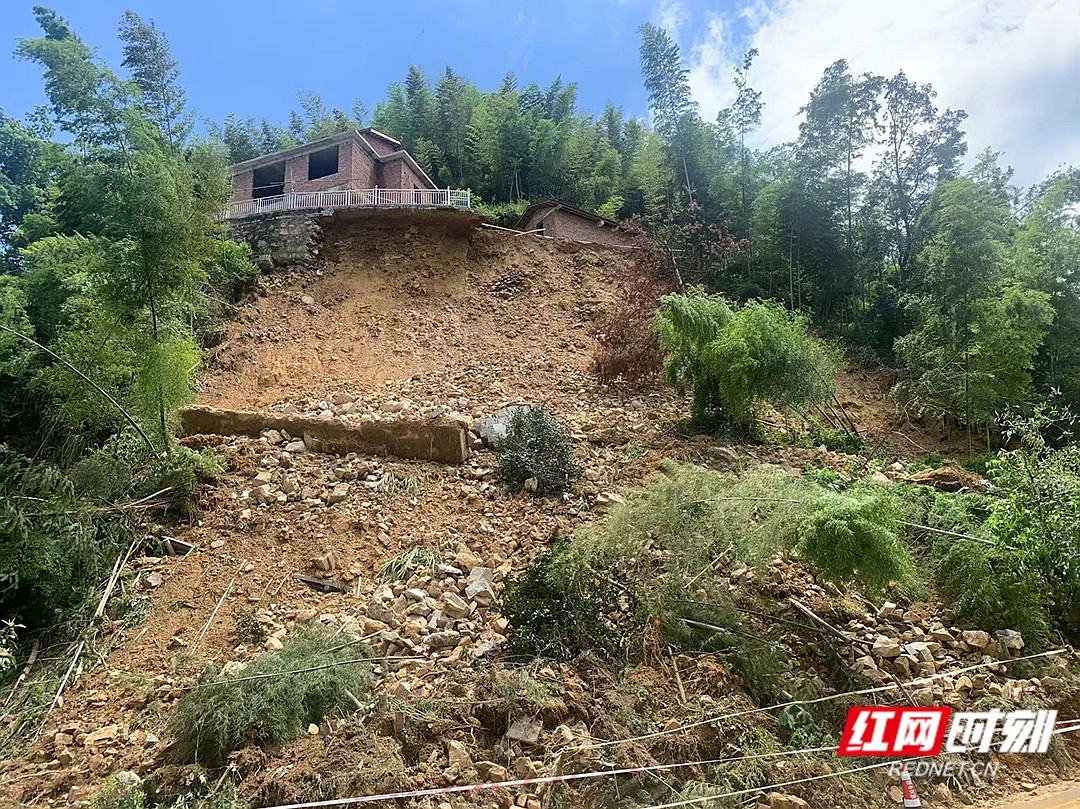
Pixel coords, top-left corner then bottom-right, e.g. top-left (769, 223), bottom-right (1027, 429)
top-left (3, 223), bottom-right (1077, 809)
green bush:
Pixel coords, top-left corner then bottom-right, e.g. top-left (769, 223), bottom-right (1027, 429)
top-left (984, 405), bottom-right (1080, 624)
top-left (502, 464), bottom-right (814, 662)
top-left (69, 432), bottom-right (224, 518)
top-left (171, 628), bottom-right (371, 765)
top-left (144, 445), bottom-right (225, 517)
top-left (655, 289), bottom-right (838, 435)
top-left (496, 405), bottom-right (582, 495)
top-left (0, 447), bottom-right (126, 630)
top-left (796, 490), bottom-right (913, 595)
top-left (474, 198), bottom-right (530, 227)
top-left (501, 549), bottom-right (624, 662)
top-left (663, 598), bottom-right (787, 704)
top-left (806, 422), bottom-right (863, 454)
top-left (934, 540), bottom-right (1051, 648)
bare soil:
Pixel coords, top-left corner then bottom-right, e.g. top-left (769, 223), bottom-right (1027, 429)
top-left (1, 224), bottom-right (1073, 809)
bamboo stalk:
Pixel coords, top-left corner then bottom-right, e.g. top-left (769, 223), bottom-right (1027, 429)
top-left (4, 638), bottom-right (40, 709)
top-left (0, 325), bottom-right (155, 452)
top-left (194, 566), bottom-right (241, 653)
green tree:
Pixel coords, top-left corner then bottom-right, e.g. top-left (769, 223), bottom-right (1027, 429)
top-left (639, 23), bottom-right (698, 201)
top-left (19, 7), bottom-right (240, 446)
top-left (118, 10), bottom-right (192, 147)
top-left (796, 61), bottom-right (881, 323)
top-left (0, 111), bottom-right (64, 268)
top-left (656, 289), bottom-right (837, 434)
top-left (895, 175), bottom-right (1052, 447)
top-left (871, 72), bottom-right (968, 287)
top-left (1016, 171), bottom-right (1080, 407)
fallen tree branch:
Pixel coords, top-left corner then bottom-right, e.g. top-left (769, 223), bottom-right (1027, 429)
top-left (4, 638), bottom-right (40, 709)
top-left (194, 566), bottom-right (242, 653)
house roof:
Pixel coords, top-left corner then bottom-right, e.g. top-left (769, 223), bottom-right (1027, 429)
top-left (518, 199), bottom-right (621, 230)
top-left (228, 129), bottom-right (437, 189)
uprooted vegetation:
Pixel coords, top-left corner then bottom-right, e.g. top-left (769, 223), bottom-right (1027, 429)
top-left (655, 289), bottom-right (839, 436)
top-left (171, 628), bottom-right (372, 766)
top-left (503, 455), bottom-right (1077, 674)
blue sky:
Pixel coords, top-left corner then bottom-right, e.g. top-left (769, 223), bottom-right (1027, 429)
top-left (0, 0), bottom-right (715, 127)
top-left (2, 1), bottom-right (1078, 185)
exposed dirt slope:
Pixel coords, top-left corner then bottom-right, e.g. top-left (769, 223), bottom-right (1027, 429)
top-left (202, 227), bottom-right (624, 412)
top-left (3, 224), bottom-right (1073, 809)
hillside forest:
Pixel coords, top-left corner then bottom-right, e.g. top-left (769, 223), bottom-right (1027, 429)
top-left (1, 6), bottom-right (1080, 796)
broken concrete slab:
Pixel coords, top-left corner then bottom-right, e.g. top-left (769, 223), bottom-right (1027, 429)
top-left (180, 405), bottom-right (470, 463)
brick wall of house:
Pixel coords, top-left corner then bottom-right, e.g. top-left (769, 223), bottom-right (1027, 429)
top-left (524, 208), bottom-right (637, 247)
top-left (364, 131), bottom-right (400, 157)
top-left (349, 140), bottom-right (380, 187)
top-left (376, 157), bottom-right (402, 189)
top-left (229, 135), bottom-right (439, 204)
top-left (232, 169), bottom-right (254, 203)
top-left (231, 140), bottom-right (384, 201)
top-left (400, 159), bottom-right (431, 190)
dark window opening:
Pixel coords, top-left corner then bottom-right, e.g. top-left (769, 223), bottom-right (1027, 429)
top-left (308, 146), bottom-right (339, 180)
top-left (252, 162), bottom-right (285, 199)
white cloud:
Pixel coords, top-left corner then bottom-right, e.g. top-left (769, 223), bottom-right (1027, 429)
top-left (677, 0), bottom-right (1080, 184)
top-left (654, 0), bottom-right (688, 33)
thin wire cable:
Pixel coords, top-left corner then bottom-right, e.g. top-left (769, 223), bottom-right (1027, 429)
top-left (249, 717), bottom-right (1078, 809)
top-left (569, 648), bottom-right (1069, 752)
top-left (639, 714), bottom-right (1080, 809)
top-left (257, 745), bottom-right (841, 809)
top-left (635, 761), bottom-right (892, 809)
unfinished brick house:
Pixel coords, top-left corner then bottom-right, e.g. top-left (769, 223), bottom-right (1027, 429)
top-left (226, 129), bottom-right (470, 218)
top-left (517, 201), bottom-right (636, 247)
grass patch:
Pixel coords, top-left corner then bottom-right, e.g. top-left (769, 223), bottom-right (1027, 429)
top-left (491, 667), bottom-right (563, 713)
top-left (90, 778), bottom-right (144, 809)
top-left (376, 472), bottom-right (420, 499)
top-left (380, 547), bottom-right (442, 582)
top-left (171, 627), bottom-right (371, 766)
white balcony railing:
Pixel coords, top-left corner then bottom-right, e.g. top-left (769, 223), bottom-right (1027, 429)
top-left (226, 187), bottom-right (472, 219)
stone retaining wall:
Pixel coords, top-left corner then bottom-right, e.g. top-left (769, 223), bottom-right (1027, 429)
top-left (229, 212), bottom-right (323, 271)
top-left (180, 406), bottom-right (469, 464)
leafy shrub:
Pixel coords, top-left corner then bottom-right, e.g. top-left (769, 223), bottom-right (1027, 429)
top-left (591, 242), bottom-right (670, 385)
top-left (806, 421), bottom-right (863, 454)
top-left (144, 445), bottom-right (225, 517)
top-left (503, 464), bottom-right (814, 662)
top-left (655, 289), bottom-right (837, 435)
top-left (496, 405), bottom-right (582, 495)
top-left (205, 239), bottom-right (258, 302)
top-left (474, 198), bottom-right (530, 227)
top-left (70, 432), bottom-right (224, 518)
top-left (796, 490), bottom-right (913, 595)
top-left (501, 549), bottom-right (623, 661)
top-left (663, 598), bottom-right (787, 704)
top-left (984, 405), bottom-right (1080, 624)
top-left (0, 620), bottom-right (22, 676)
top-left (171, 628), bottom-right (371, 766)
top-left (934, 540), bottom-right (1051, 648)
top-left (0, 447), bottom-right (126, 630)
